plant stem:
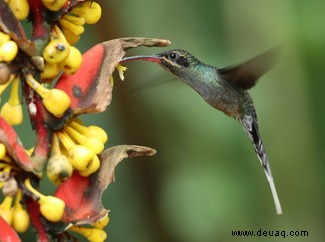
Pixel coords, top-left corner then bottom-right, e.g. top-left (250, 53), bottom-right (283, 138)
top-left (28, 0), bottom-right (51, 55)
top-left (23, 0), bottom-right (53, 172)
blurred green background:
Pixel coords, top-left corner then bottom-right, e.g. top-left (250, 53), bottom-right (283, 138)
top-left (20, 0), bottom-right (325, 241)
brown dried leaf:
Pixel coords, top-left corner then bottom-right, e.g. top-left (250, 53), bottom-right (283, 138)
top-left (96, 145), bottom-right (157, 190)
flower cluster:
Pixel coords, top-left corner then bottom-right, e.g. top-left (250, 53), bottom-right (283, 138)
top-left (0, 146), bottom-right (29, 234)
top-left (52, 118), bottom-right (107, 180)
top-left (0, 0), bottom-right (167, 241)
top-left (0, 1), bottom-right (110, 240)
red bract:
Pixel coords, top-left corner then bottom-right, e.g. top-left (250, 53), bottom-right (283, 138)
top-left (55, 171), bottom-right (107, 224)
top-left (0, 217), bottom-right (21, 242)
top-left (55, 43), bottom-right (110, 114)
top-left (55, 37), bottom-right (171, 115)
top-left (54, 145), bottom-right (156, 227)
top-left (0, 117), bottom-right (34, 172)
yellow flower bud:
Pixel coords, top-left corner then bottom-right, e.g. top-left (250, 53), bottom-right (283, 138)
top-left (59, 46), bottom-right (82, 74)
top-left (41, 62), bottom-right (60, 81)
top-left (12, 208), bottom-right (30, 233)
top-left (8, 0), bottom-right (30, 20)
top-left (62, 14), bottom-right (86, 26)
top-left (0, 102), bottom-right (23, 125)
top-left (12, 190), bottom-right (30, 233)
top-left (116, 64), bottom-right (127, 81)
top-left (26, 74), bottom-right (71, 117)
top-left (43, 39), bottom-right (70, 64)
top-left (57, 131), bottom-right (75, 151)
top-left (84, 2), bottom-right (102, 24)
top-left (68, 145), bottom-right (94, 171)
top-left (0, 143), bottom-right (6, 160)
top-left (84, 137), bottom-right (104, 155)
top-left (46, 154), bottom-right (73, 185)
top-left (59, 18), bottom-right (85, 36)
top-left (1, 155), bottom-right (12, 164)
top-left (0, 196), bottom-right (13, 225)
top-left (42, 0), bottom-right (67, 11)
top-left (70, 226), bottom-right (107, 242)
top-left (87, 228), bottom-right (107, 242)
top-left (0, 40), bottom-right (18, 62)
top-left (61, 27), bottom-right (80, 45)
top-left (65, 126), bottom-right (104, 154)
top-left (0, 77), bottom-right (23, 125)
top-left (24, 178), bottom-right (65, 222)
top-left (88, 126), bottom-right (108, 143)
top-left (70, 1), bottom-right (92, 16)
top-left (70, 121), bottom-right (108, 144)
top-left (0, 207), bottom-right (13, 225)
top-left (92, 214), bottom-right (109, 229)
top-left (39, 195), bottom-right (65, 222)
top-left (41, 88), bottom-right (71, 118)
top-left (79, 154), bottom-right (100, 177)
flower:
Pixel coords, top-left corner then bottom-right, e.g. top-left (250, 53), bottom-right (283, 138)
top-left (0, 76), bottom-right (23, 125)
top-left (0, 0), bottom-right (170, 241)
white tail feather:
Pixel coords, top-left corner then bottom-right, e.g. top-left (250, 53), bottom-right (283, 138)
top-left (240, 114), bottom-right (282, 215)
top-left (264, 170), bottom-right (282, 215)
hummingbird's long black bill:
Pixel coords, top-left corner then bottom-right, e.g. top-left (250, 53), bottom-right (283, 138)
top-left (120, 55), bottom-right (162, 64)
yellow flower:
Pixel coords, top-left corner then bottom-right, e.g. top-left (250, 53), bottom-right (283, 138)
top-left (25, 74), bottom-right (71, 118)
top-left (12, 190), bottom-right (30, 233)
top-left (24, 178), bottom-right (65, 222)
top-left (70, 226), bottom-right (107, 242)
top-left (0, 77), bottom-right (23, 126)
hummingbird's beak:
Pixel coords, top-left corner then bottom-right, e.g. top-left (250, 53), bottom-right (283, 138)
top-left (120, 55), bottom-right (162, 64)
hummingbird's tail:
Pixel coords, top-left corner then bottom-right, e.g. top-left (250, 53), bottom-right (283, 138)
top-left (239, 114), bottom-right (282, 215)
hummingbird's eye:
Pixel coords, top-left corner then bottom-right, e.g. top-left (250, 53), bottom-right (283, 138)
top-left (168, 52), bottom-right (178, 60)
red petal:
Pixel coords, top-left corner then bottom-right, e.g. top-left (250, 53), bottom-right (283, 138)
top-left (0, 217), bottom-right (21, 242)
top-left (0, 117), bottom-right (34, 172)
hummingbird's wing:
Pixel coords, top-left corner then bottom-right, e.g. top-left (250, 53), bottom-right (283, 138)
top-left (239, 113), bottom-right (282, 215)
top-left (218, 48), bottom-right (279, 90)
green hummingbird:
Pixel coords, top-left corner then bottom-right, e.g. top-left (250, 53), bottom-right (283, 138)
top-left (121, 48), bottom-right (282, 215)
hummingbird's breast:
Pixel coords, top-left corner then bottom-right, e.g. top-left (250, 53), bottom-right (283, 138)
top-left (172, 64), bottom-right (253, 118)
top-left (204, 79), bottom-right (249, 118)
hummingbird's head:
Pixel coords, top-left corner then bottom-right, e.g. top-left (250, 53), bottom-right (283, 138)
top-left (121, 49), bottom-right (212, 94)
top-left (157, 49), bottom-right (200, 69)
top-left (121, 49), bottom-right (201, 77)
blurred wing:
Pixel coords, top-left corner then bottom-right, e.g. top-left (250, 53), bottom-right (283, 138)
top-left (218, 48), bottom-right (280, 90)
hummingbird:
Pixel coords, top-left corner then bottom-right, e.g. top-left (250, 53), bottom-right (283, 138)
top-left (121, 48), bottom-right (282, 215)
